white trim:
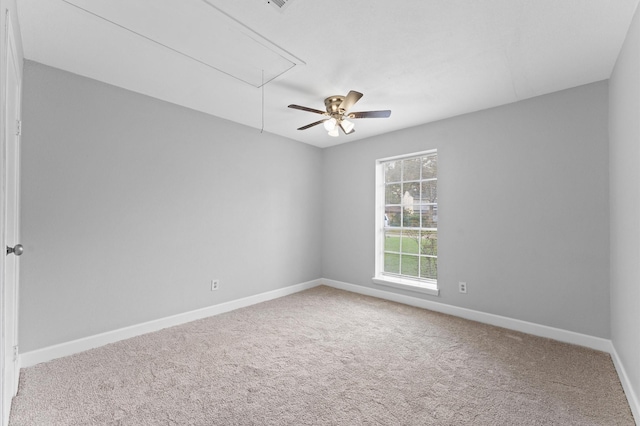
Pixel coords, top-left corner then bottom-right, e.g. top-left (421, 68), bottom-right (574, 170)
top-left (374, 157), bottom-right (385, 278)
top-left (375, 150), bottom-right (439, 287)
top-left (21, 277), bottom-right (614, 366)
top-left (610, 344), bottom-right (640, 423)
top-left (2, 11), bottom-right (22, 426)
top-left (377, 148), bottom-right (438, 163)
top-left (372, 276), bottom-right (439, 296)
top-left (322, 279), bottom-right (612, 352)
top-left (19, 279), bottom-right (322, 368)
top-left (18, 277), bottom-right (637, 421)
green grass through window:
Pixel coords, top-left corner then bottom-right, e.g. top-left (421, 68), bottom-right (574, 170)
top-left (384, 235), bottom-right (437, 280)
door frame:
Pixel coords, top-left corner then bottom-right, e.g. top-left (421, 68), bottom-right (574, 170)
top-left (1, 7), bottom-right (22, 426)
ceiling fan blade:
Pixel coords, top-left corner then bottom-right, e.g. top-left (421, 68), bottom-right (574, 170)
top-left (297, 119), bottom-right (327, 130)
top-left (339, 121), bottom-right (355, 135)
top-left (288, 104), bottom-right (327, 115)
top-left (339, 91), bottom-right (363, 111)
top-left (348, 110), bottom-right (392, 119)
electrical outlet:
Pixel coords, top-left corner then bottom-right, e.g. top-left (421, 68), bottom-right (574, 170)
top-left (458, 282), bottom-right (467, 294)
top-left (211, 279), bottom-right (219, 291)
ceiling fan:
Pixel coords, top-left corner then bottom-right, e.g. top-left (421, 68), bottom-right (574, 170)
top-left (288, 90), bottom-right (391, 137)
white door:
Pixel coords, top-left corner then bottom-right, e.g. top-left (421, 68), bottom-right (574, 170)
top-left (1, 12), bottom-right (21, 426)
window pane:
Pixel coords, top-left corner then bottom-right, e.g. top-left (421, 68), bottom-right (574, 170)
top-left (384, 161), bottom-right (401, 183)
top-left (420, 231), bottom-right (437, 256)
top-left (384, 229), bottom-right (401, 252)
top-left (421, 205), bottom-right (438, 228)
top-left (384, 253), bottom-right (400, 274)
top-left (386, 183), bottom-right (401, 204)
top-left (401, 230), bottom-right (420, 254)
top-left (404, 182), bottom-right (420, 208)
top-left (400, 254), bottom-right (419, 277)
top-left (422, 155), bottom-right (437, 179)
top-left (403, 158), bottom-right (421, 181)
top-left (403, 208), bottom-right (420, 227)
top-left (385, 207), bottom-right (402, 227)
top-left (420, 257), bottom-right (437, 280)
top-left (421, 181), bottom-right (437, 203)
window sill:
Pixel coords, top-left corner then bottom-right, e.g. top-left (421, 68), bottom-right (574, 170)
top-left (372, 276), bottom-right (439, 296)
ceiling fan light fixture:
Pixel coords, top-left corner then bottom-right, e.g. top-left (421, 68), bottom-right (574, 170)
top-left (288, 90), bottom-right (391, 136)
top-left (341, 119), bottom-right (355, 133)
top-left (324, 117), bottom-right (337, 131)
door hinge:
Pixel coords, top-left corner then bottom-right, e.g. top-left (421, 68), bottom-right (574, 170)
top-left (12, 346), bottom-right (18, 362)
top-left (16, 119), bottom-right (21, 136)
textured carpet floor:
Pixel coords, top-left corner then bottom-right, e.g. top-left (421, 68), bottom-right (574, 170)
top-left (9, 286), bottom-right (635, 425)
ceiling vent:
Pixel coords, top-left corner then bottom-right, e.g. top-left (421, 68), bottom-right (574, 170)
top-left (266, 0), bottom-right (293, 12)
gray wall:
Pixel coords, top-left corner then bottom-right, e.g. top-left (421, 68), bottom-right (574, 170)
top-left (19, 60), bottom-right (615, 353)
top-left (19, 61), bottom-right (323, 352)
top-left (322, 81), bottom-right (610, 338)
top-left (609, 2), bottom-right (640, 412)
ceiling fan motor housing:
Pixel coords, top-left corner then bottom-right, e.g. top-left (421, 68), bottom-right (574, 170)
top-left (324, 96), bottom-right (346, 115)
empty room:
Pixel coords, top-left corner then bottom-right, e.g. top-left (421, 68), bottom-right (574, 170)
top-left (1, 0), bottom-right (639, 424)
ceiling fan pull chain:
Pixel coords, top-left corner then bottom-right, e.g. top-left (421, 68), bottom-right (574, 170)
top-left (260, 69), bottom-right (265, 134)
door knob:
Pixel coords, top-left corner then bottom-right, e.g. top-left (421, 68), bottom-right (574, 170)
top-left (6, 244), bottom-right (23, 256)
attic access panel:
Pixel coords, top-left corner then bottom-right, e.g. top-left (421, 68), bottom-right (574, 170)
top-left (62, 0), bottom-right (304, 87)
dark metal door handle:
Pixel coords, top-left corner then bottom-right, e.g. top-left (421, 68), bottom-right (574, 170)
top-left (6, 244), bottom-right (23, 256)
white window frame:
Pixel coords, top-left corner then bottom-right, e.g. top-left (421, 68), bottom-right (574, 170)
top-left (373, 149), bottom-right (439, 296)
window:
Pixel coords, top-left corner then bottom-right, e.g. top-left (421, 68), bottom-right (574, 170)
top-left (374, 150), bottom-right (438, 295)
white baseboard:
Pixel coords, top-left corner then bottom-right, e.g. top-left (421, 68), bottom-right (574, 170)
top-left (610, 344), bottom-right (640, 423)
top-left (21, 277), bottom-right (614, 367)
top-left (330, 275), bottom-right (640, 422)
top-left (322, 279), bottom-right (613, 353)
top-left (20, 279), bottom-right (322, 368)
top-left (21, 276), bottom-right (637, 423)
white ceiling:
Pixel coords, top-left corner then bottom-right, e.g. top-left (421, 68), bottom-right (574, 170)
top-left (16, 0), bottom-right (640, 148)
